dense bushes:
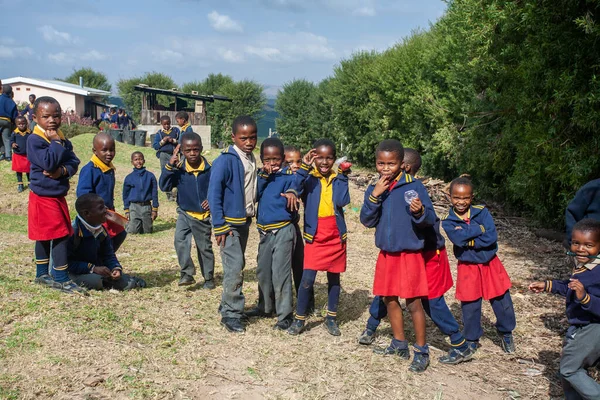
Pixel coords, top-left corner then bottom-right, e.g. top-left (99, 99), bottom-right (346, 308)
top-left (276, 0), bottom-right (600, 228)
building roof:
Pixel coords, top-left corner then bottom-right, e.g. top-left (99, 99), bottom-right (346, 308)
top-left (133, 84), bottom-right (232, 102)
top-left (1, 76), bottom-right (111, 97)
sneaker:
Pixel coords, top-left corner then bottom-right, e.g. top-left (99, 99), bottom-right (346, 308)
top-left (33, 274), bottom-right (62, 289)
top-left (500, 333), bottom-right (515, 354)
top-left (324, 318), bottom-right (341, 336)
top-left (203, 280), bottom-right (215, 290)
top-left (60, 280), bottom-right (89, 296)
top-left (409, 352), bottom-right (430, 373)
top-left (17, 184), bottom-right (24, 193)
top-left (467, 340), bottom-right (479, 353)
top-left (358, 328), bottom-right (376, 345)
top-left (287, 319), bottom-right (305, 335)
top-left (274, 318), bottom-right (293, 331)
top-left (373, 345), bottom-right (410, 359)
top-left (178, 274), bottom-right (196, 287)
top-left (220, 317), bottom-right (245, 333)
top-left (438, 346), bottom-right (475, 365)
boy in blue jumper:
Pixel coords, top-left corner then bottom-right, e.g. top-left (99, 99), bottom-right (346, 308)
top-left (153, 115), bottom-right (180, 201)
top-left (530, 219), bottom-right (600, 400)
top-left (123, 151), bottom-right (159, 234)
top-left (246, 138), bottom-right (299, 330)
top-left (10, 116), bottom-right (32, 192)
top-left (358, 148), bottom-right (474, 365)
top-left (68, 193), bottom-right (146, 290)
top-left (565, 178), bottom-right (600, 246)
top-left (160, 132), bottom-right (215, 289)
top-left (0, 85), bottom-right (18, 161)
top-left (20, 94), bottom-right (36, 131)
top-left (208, 115), bottom-right (259, 334)
top-left (77, 133), bottom-right (127, 252)
top-left (175, 111), bottom-right (193, 134)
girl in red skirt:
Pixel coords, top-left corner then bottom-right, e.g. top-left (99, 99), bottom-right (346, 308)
top-left (288, 139), bottom-right (350, 337)
top-left (10, 116), bottom-right (31, 192)
top-left (360, 139), bottom-right (437, 373)
top-left (442, 176), bottom-right (516, 353)
top-left (27, 97), bottom-right (85, 295)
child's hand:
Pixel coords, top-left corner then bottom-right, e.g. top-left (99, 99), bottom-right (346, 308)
top-left (281, 192), bottom-right (299, 212)
top-left (216, 231), bottom-right (233, 248)
top-left (201, 200), bottom-right (210, 210)
top-left (303, 149), bottom-right (317, 165)
top-left (92, 266), bottom-right (111, 277)
top-left (45, 129), bottom-right (61, 142)
top-left (43, 169), bottom-right (62, 179)
top-left (125, 212), bottom-right (130, 221)
top-left (151, 211), bottom-right (157, 221)
top-left (372, 175), bottom-right (390, 197)
top-left (11, 143), bottom-right (17, 149)
top-left (410, 198), bottom-right (423, 215)
top-left (529, 281), bottom-right (546, 293)
top-left (111, 269), bottom-right (122, 280)
top-left (568, 279), bottom-right (587, 300)
top-left (169, 145), bottom-right (181, 165)
top-left (263, 164), bottom-right (273, 174)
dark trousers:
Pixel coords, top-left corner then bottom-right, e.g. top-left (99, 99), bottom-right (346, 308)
top-left (219, 220), bottom-right (250, 319)
top-left (69, 272), bottom-right (136, 291)
top-left (174, 210), bottom-right (215, 281)
top-left (0, 119), bottom-right (11, 159)
top-left (256, 224), bottom-right (295, 322)
top-left (292, 222), bottom-right (314, 310)
top-left (461, 290), bottom-right (516, 341)
top-left (111, 230), bottom-right (127, 253)
top-left (296, 270), bottom-right (340, 318)
top-left (127, 202), bottom-right (153, 234)
top-left (560, 324), bottom-right (600, 400)
top-left (159, 152), bottom-right (172, 195)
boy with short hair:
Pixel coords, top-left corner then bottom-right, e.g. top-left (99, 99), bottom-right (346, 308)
top-left (175, 111), bottom-right (193, 134)
top-left (530, 219), bottom-right (600, 400)
top-left (20, 94), bottom-right (36, 131)
top-left (77, 132), bottom-right (127, 252)
top-left (160, 132), bottom-right (215, 289)
top-left (208, 115), bottom-right (259, 333)
top-left (565, 178), bottom-right (600, 246)
top-left (153, 115), bottom-right (180, 201)
top-left (123, 151), bottom-right (159, 234)
top-left (10, 116), bottom-right (31, 192)
top-left (68, 193), bottom-right (146, 291)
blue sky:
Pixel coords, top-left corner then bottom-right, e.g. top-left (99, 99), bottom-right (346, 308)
top-left (0, 0), bottom-right (446, 97)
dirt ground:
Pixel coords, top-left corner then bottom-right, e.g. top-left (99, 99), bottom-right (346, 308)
top-left (0, 134), bottom-right (580, 399)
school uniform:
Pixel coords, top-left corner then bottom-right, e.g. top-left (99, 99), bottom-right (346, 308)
top-left (178, 122), bottom-right (193, 134)
top-left (254, 167), bottom-right (299, 322)
top-left (118, 113), bottom-right (135, 130)
top-left (123, 167), bottom-right (159, 234)
top-left (20, 102), bottom-right (36, 130)
top-left (208, 145), bottom-right (257, 319)
top-left (565, 179), bottom-right (600, 242)
top-left (10, 128), bottom-right (31, 174)
top-left (160, 157), bottom-right (215, 283)
top-left (442, 205), bottom-right (516, 342)
top-left (67, 216), bottom-right (139, 290)
top-left (27, 125), bottom-right (80, 280)
top-left (0, 92), bottom-right (18, 160)
top-left (109, 113), bottom-right (118, 125)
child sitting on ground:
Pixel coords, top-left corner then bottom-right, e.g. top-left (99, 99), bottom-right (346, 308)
top-left (175, 111), bottom-right (193, 134)
top-left (153, 115), bottom-right (180, 201)
top-left (123, 151), bottom-right (159, 234)
top-left (10, 116), bottom-right (31, 192)
top-left (530, 219), bottom-right (600, 400)
top-left (68, 193), bottom-right (146, 290)
top-left (160, 132), bottom-right (215, 289)
top-left (442, 176), bottom-right (516, 353)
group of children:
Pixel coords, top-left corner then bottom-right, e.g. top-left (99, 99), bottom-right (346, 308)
top-left (20, 96), bottom-right (600, 394)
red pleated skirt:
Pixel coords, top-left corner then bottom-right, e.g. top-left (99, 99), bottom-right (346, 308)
top-left (28, 192), bottom-right (73, 241)
top-left (304, 216), bottom-right (347, 273)
top-left (455, 255), bottom-right (512, 301)
top-left (12, 153), bottom-right (30, 173)
top-left (424, 247), bottom-right (454, 299)
top-left (373, 250), bottom-right (428, 298)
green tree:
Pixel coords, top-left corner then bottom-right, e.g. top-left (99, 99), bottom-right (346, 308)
top-left (117, 72), bottom-right (176, 121)
top-left (62, 67), bottom-right (112, 92)
top-left (275, 79), bottom-right (319, 150)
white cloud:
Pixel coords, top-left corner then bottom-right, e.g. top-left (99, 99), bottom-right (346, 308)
top-left (261, 0), bottom-right (376, 16)
top-left (0, 37), bottom-right (16, 45)
top-left (0, 45), bottom-right (33, 59)
top-left (48, 52), bottom-right (71, 64)
top-left (151, 49), bottom-right (184, 63)
top-left (246, 32), bottom-right (336, 63)
top-left (245, 46), bottom-right (282, 61)
top-left (47, 49), bottom-right (108, 64)
top-left (80, 50), bottom-right (105, 61)
top-left (218, 48), bottom-right (245, 63)
top-left (38, 25), bottom-right (78, 45)
top-left (207, 11), bottom-right (243, 33)
top-left (353, 6), bottom-right (376, 16)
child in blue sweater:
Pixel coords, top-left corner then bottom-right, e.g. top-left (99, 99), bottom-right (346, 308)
top-left (565, 178), bottom-right (600, 246)
top-left (27, 96), bottom-right (84, 294)
top-left (153, 115), bottom-right (180, 201)
top-left (160, 132), bottom-right (215, 289)
top-left (10, 116), bottom-right (31, 192)
top-left (77, 132), bottom-right (127, 252)
top-left (246, 138), bottom-right (299, 330)
top-left (123, 151), bottom-right (159, 234)
top-left (530, 219), bottom-right (600, 400)
top-left (175, 111), bottom-right (193, 134)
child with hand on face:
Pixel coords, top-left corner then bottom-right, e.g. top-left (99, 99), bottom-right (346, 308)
top-left (153, 115), bottom-right (180, 201)
top-left (123, 151), bottom-right (159, 234)
top-left (530, 219), bottom-right (600, 400)
top-left (10, 116), bottom-right (31, 192)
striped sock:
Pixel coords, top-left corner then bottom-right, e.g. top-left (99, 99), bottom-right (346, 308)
top-left (35, 258), bottom-right (49, 278)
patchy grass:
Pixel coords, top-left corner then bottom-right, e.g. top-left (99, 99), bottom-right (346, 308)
top-left (0, 134), bottom-right (576, 399)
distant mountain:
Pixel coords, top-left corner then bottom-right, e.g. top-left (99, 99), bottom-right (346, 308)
top-left (258, 98), bottom-right (278, 138)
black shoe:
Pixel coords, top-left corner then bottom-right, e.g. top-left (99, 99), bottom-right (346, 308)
top-left (244, 307), bottom-right (274, 318)
top-left (221, 317), bottom-right (245, 333)
top-left (324, 318), bottom-right (341, 336)
top-left (409, 352), bottom-right (430, 373)
top-left (287, 319), bottom-right (305, 335)
top-left (500, 333), bottom-right (516, 354)
top-left (178, 275), bottom-right (196, 286)
top-left (59, 280), bottom-right (89, 296)
top-left (274, 318), bottom-right (293, 331)
top-left (358, 328), bottom-right (376, 345)
top-left (5, 157), bottom-right (11, 162)
top-left (33, 274), bottom-right (62, 289)
top-left (124, 277), bottom-right (147, 290)
top-left (373, 345), bottom-right (410, 359)
top-left (438, 346), bottom-right (475, 365)
top-left (0, 154), bottom-right (5, 161)
top-left (203, 280), bottom-right (215, 290)
top-left (17, 184), bottom-right (24, 193)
